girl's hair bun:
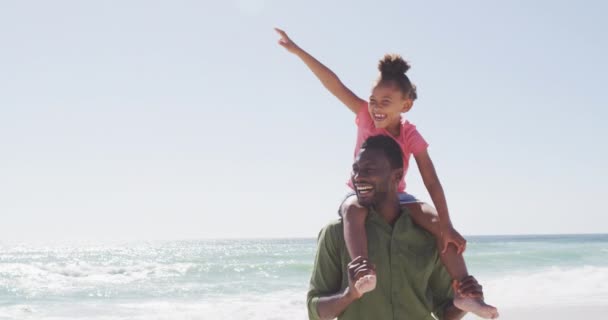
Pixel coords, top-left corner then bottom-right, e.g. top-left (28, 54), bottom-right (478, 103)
top-left (378, 54), bottom-right (410, 76)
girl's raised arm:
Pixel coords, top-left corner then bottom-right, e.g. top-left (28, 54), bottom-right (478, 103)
top-left (275, 28), bottom-right (365, 114)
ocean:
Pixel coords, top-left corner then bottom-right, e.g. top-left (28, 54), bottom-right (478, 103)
top-left (1, 234), bottom-right (607, 319)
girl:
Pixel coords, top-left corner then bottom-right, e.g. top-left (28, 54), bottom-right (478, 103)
top-left (276, 28), bottom-right (498, 319)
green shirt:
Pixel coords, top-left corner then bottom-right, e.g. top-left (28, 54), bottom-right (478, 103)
top-left (307, 208), bottom-right (454, 320)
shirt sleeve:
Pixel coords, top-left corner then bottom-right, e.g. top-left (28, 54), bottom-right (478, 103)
top-left (307, 224), bottom-right (344, 320)
top-left (403, 123), bottom-right (429, 155)
top-left (355, 101), bottom-right (372, 128)
top-left (428, 251), bottom-right (455, 320)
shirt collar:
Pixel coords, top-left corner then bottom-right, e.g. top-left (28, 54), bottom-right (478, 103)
top-left (367, 206), bottom-right (411, 234)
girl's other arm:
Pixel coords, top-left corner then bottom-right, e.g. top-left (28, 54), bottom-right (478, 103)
top-left (275, 28), bottom-right (365, 114)
top-left (414, 149), bottom-right (467, 253)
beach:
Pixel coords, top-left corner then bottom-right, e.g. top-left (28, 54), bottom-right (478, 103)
top-left (487, 306), bottom-right (608, 320)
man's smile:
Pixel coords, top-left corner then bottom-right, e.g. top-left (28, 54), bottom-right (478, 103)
top-left (355, 183), bottom-right (374, 195)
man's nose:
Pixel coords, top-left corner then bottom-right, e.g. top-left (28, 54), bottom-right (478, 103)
top-left (353, 171), bottom-right (366, 181)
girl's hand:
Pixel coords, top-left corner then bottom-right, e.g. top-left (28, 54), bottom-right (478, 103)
top-left (275, 28), bottom-right (300, 54)
top-left (440, 226), bottom-right (467, 255)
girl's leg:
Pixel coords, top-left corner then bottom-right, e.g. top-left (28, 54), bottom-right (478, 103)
top-left (404, 202), bottom-right (499, 319)
top-left (340, 195), bottom-right (376, 294)
top-left (403, 202), bottom-right (468, 279)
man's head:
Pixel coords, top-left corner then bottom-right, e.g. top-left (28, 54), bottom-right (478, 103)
top-left (351, 135), bottom-right (404, 207)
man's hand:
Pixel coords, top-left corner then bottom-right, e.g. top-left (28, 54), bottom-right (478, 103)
top-left (274, 28), bottom-right (301, 54)
top-left (452, 276), bottom-right (499, 319)
top-left (454, 275), bottom-right (484, 299)
top-left (440, 225), bottom-right (467, 255)
top-left (346, 256), bottom-right (376, 299)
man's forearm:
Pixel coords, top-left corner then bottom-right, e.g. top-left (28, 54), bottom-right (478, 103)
top-left (443, 303), bottom-right (466, 320)
top-left (315, 287), bottom-right (358, 320)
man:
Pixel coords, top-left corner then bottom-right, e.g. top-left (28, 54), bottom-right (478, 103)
top-left (307, 135), bottom-right (486, 320)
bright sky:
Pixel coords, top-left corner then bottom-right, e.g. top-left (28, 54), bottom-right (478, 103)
top-left (1, 0), bottom-right (606, 241)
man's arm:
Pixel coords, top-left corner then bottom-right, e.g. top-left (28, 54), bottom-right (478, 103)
top-left (428, 253), bottom-right (491, 320)
top-left (450, 276), bottom-right (493, 320)
top-left (427, 251), bottom-right (465, 320)
top-left (307, 225), bottom-right (370, 320)
top-left (313, 288), bottom-right (358, 320)
top-left (441, 302), bottom-right (467, 320)
top-left (316, 256), bottom-right (376, 319)
top-left (307, 224), bottom-right (348, 320)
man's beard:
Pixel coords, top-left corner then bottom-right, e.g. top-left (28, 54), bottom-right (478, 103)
top-left (370, 189), bottom-right (389, 208)
top-left (363, 181), bottom-right (390, 208)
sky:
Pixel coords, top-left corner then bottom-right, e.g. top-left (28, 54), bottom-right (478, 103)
top-left (0, 0), bottom-right (606, 241)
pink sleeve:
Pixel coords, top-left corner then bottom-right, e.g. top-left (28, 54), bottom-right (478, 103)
top-left (404, 123), bottom-right (429, 155)
top-left (355, 102), bottom-right (372, 128)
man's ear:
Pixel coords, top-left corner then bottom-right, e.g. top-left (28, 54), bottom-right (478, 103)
top-left (393, 169), bottom-right (404, 184)
top-left (401, 99), bottom-right (413, 113)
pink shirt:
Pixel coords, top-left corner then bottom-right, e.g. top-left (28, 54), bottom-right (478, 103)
top-left (348, 102), bottom-right (429, 192)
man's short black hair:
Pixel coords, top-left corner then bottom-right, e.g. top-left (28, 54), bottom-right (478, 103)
top-left (360, 135), bottom-right (404, 170)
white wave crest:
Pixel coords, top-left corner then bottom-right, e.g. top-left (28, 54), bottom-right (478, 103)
top-left (483, 265), bottom-right (608, 307)
top-left (0, 261), bottom-right (196, 297)
top-left (0, 290), bottom-right (308, 320)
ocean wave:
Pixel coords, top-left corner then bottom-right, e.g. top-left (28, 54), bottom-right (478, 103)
top-left (2, 238), bottom-right (607, 317)
top-left (0, 261), bottom-right (197, 298)
top-left (483, 265), bottom-right (608, 307)
top-left (0, 290), bottom-right (308, 320)
top-left (0, 258), bottom-right (311, 299)
top-left (1, 265), bottom-right (608, 319)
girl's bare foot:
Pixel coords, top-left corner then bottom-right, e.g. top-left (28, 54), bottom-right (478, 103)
top-left (453, 295), bottom-right (499, 319)
top-left (354, 274), bottom-right (376, 294)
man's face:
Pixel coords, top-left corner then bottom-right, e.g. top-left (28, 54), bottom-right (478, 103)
top-left (350, 148), bottom-right (399, 207)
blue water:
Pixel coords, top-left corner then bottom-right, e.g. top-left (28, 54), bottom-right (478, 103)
top-left (1, 234), bottom-right (607, 319)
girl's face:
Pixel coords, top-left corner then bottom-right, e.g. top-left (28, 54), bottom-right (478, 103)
top-left (368, 83), bottom-right (412, 130)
